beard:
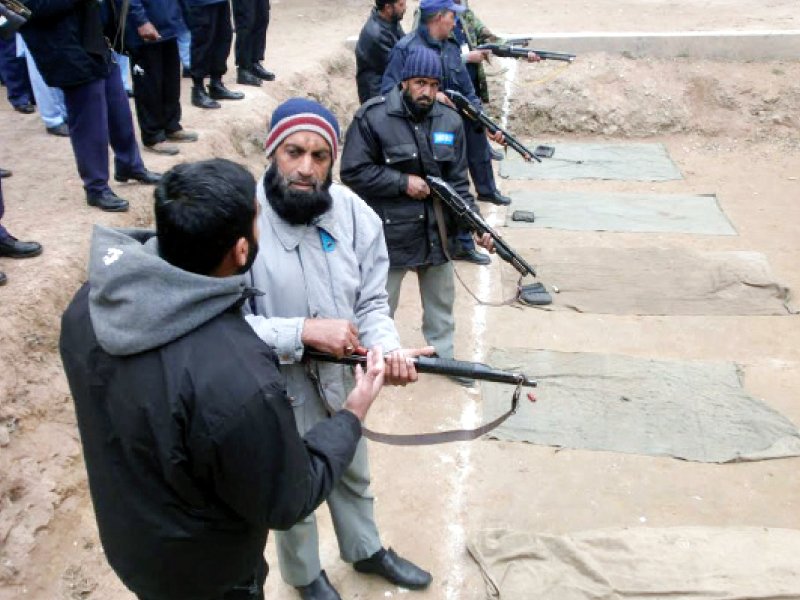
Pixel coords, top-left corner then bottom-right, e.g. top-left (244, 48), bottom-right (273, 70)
top-left (263, 162), bottom-right (333, 226)
top-left (403, 89), bottom-right (434, 121)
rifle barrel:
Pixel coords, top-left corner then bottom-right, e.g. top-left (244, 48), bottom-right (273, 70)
top-left (305, 350), bottom-right (536, 387)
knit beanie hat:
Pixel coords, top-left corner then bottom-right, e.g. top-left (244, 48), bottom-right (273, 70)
top-left (401, 48), bottom-right (443, 82)
top-left (264, 98), bottom-right (340, 158)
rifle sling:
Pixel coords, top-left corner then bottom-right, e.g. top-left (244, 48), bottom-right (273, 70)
top-left (307, 358), bottom-right (521, 446)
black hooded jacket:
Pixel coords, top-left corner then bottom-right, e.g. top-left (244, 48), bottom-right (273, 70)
top-left (59, 227), bottom-right (361, 600)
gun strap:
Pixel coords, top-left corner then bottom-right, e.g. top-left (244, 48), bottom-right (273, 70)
top-left (307, 357), bottom-right (521, 446)
top-left (432, 196), bottom-right (522, 308)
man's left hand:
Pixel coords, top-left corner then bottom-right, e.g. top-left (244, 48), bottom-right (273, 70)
top-left (385, 346), bottom-right (436, 386)
top-left (487, 130), bottom-right (505, 145)
top-left (476, 233), bottom-right (495, 253)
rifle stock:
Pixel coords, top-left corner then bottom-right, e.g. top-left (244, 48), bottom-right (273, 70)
top-left (305, 349), bottom-right (536, 388)
top-left (444, 89), bottom-right (541, 163)
top-left (425, 175), bottom-right (538, 278)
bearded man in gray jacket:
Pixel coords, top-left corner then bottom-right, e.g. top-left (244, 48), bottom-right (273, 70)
top-left (244, 98), bottom-right (434, 600)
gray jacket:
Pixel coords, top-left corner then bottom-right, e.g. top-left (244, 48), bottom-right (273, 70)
top-left (245, 178), bottom-right (401, 413)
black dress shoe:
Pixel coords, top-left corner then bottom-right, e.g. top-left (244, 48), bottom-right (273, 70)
top-left (296, 570), bottom-right (341, 600)
top-left (0, 271), bottom-right (6, 286)
top-left (251, 62), bottom-right (275, 81)
top-left (477, 190), bottom-right (512, 206)
top-left (114, 169), bottom-right (162, 184)
top-left (0, 236), bottom-right (42, 259)
top-left (0, 168), bottom-right (11, 178)
top-left (451, 247), bottom-right (491, 265)
top-left (191, 86), bottom-right (221, 109)
top-left (236, 68), bottom-right (262, 86)
top-left (46, 123), bottom-right (69, 137)
top-left (14, 103), bottom-right (35, 114)
top-left (86, 190), bottom-right (129, 212)
top-left (354, 548), bottom-right (432, 590)
top-left (208, 81), bottom-right (244, 101)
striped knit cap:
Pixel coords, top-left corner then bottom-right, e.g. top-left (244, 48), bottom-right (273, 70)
top-left (264, 98), bottom-right (340, 158)
top-left (401, 47), bottom-right (443, 82)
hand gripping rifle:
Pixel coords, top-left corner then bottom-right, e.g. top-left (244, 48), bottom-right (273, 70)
top-left (444, 89), bottom-right (541, 163)
top-left (305, 347), bottom-right (536, 446)
top-left (0, 0), bottom-right (31, 40)
top-left (426, 175), bottom-right (553, 307)
top-left (477, 43), bottom-right (576, 63)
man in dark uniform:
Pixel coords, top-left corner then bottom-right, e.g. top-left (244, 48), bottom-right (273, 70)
top-left (184, 0), bottom-right (244, 108)
top-left (382, 0), bottom-right (511, 209)
top-left (59, 158), bottom-right (387, 600)
top-left (0, 174), bottom-right (42, 286)
top-left (232, 0), bottom-right (275, 86)
top-left (342, 47), bottom-right (493, 382)
top-left (20, 0), bottom-right (161, 212)
top-left (355, 0), bottom-right (406, 104)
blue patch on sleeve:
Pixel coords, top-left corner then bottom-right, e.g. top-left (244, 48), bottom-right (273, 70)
top-left (318, 228), bottom-right (336, 253)
top-left (433, 132), bottom-right (455, 146)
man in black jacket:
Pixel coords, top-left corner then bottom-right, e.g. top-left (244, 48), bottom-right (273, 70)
top-left (20, 0), bottom-right (161, 212)
top-left (355, 0), bottom-right (406, 104)
top-left (341, 47), bottom-right (493, 382)
top-left (59, 158), bottom-right (386, 600)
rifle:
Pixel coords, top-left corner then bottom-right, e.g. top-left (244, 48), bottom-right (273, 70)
top-left (477, 43), bottom-right (576, 63)
top-left (305, 349), bottom-right (537, 389)
top-left (444, 89), bottom-right (540, 163)
top-left (426, 175), bottom-right (537, 278)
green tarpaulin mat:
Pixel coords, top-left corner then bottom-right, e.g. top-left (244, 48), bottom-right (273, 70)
top-left (483, 349), bottom-right (800, 463)
top-left (518, 247), bottom-right (796, 315)
top-left (499, 142), bottom-right (683, 181)
top-left (468, 527), bottom-right (800, 600)
top-left (504, 190), bottom-right (735, 234)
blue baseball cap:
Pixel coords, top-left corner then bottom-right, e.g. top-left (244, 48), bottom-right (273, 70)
top-left (419, 0), bottom-right (467, 14)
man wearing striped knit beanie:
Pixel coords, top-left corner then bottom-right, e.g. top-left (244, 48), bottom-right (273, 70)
top-left (245, 97), bottom-right (435, 599)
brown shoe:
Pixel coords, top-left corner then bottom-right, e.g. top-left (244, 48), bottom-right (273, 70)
top-left (166, 130), bottom-right (199, 143)
top-left (145, 141), bottom-right (179, 156)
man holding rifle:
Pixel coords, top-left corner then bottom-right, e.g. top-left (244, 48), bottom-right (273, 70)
top-left (341, 47), bottom-right (494, 385)
top-left (244, 98), bottom-right (434, 600)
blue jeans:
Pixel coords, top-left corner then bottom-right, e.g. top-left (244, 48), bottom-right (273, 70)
top-left (17, 34), bottom-right (66, 128)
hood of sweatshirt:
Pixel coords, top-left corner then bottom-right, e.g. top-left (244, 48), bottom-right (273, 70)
top-left (87, 226), bottom-right (250, 356)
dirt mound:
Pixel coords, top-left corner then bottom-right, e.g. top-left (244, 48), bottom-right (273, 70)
top-left (492, 54), bottom-right (800, 145)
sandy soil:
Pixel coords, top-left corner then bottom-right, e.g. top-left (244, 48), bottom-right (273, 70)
top-left (1, 0), bottom-right (799, 598)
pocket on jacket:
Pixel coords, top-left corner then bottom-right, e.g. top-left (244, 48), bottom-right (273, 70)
top-left (382, 143), bottom-right (419, 167)
top-left (382, 206), bottom-right (427, 253)
top-left (431, 143), bottom-right (457, 164)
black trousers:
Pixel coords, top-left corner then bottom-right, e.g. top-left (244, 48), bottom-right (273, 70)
top-left (137, 557), bottom-right (267, 600)
top-left (187, 0), bottom-right (233, 80)
top-left (232, 0), bottom-right (269, 67)
top-left (130, 39), bottom-right (182, 147)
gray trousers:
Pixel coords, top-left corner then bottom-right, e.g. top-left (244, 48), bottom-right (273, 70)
top-left (386, 262), bottom-right (455, 359)
top-left (276, 389), bottom-right (382, 586)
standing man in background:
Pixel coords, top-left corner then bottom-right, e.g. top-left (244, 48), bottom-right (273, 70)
top-left (184, 0), bottom-right (244, 109)
top-left (355, 0), bottom-right (406, 104)
top-left (232, 0), bottom-right (275, 86)
top-left (124, 0), bottom-right (199, 155)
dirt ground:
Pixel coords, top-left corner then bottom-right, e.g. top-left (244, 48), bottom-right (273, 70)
top-left (1, 0), bottom-right (799, 598)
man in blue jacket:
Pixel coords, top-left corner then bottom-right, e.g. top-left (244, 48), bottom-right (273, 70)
top-left (20, 0), bottom-right (161, 212)
top-left (123, 0), bottom-right (199, 155)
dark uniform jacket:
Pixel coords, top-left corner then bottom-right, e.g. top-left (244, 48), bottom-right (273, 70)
top-left (59, 227), bottom-right (362, 600)
top-left (20, 0), bottom-right (112, 88)
top-left (355, 8), bottom-right (404, 104)
top-left (340, 85), bottom-right (476, 270)
top-left (119, 0), bottom-right (186, 50)
top-left (381, 22), bottom-right (482, 109)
